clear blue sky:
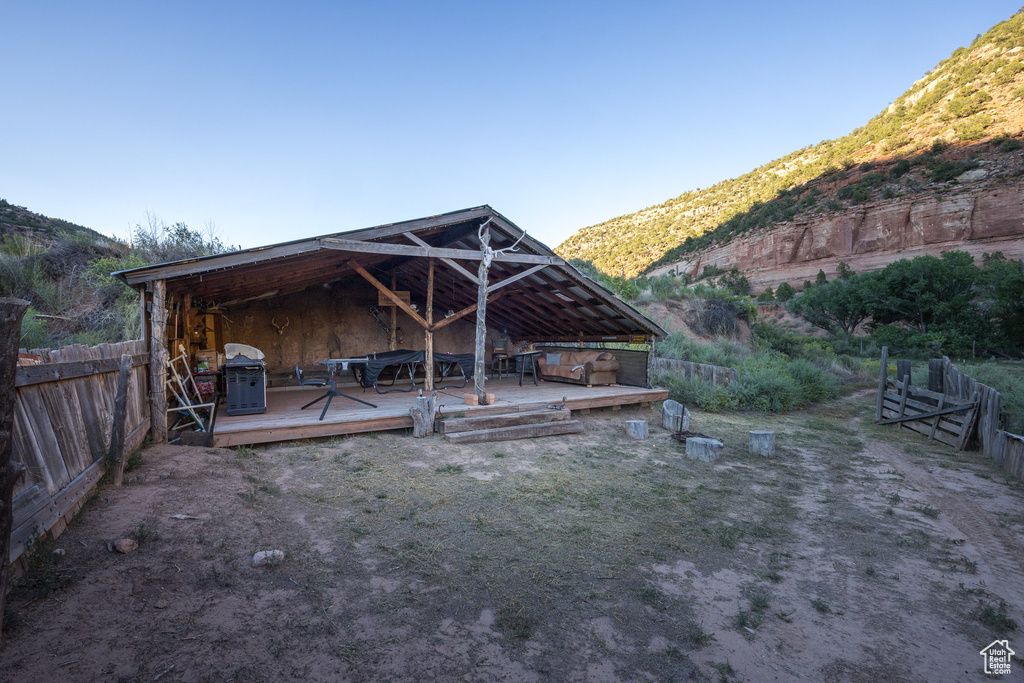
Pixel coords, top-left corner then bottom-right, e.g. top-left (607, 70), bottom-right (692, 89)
top-left (1, 1), bottom-right (1020, 251)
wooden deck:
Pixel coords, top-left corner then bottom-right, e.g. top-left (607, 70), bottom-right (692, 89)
top-left (212, 378), bottom-right (668, 446)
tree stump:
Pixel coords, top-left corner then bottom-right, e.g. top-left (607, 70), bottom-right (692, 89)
top-left (626, 420), bottom-right (649, 439)
top-left (0, 298), bottom-right (29, 644)
top-left (662, 400), bottom-right (691, 432)
top-left (686, 437), bottom-right (723, 462)
top-left (748, 430), bottom-right (776, 457)
top-left (410, 391), bottom-right (437, 437)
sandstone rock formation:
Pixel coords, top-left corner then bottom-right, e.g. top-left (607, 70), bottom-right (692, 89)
top-left (650, 181), bottom-right (1024, 292)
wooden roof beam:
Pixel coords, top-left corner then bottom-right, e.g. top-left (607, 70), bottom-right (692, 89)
top-left (322, 238), bottom-right (565, 266)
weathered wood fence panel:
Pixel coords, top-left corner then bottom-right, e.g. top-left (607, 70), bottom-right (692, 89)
top-left (876, 349), bottom-right (1024, 484)
top-left (9, 340), bottom-right (150, 562)
top-left (651, 357), bottom-right (738, 387)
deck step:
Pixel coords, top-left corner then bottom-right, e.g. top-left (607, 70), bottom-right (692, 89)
top-left (437, 409), bottom-right (570, 435)
top-left (443, 419), bottom-right (583, 444)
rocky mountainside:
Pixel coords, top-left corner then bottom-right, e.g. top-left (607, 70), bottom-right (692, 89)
top-left (557, 10), bottom-right (1024, 279)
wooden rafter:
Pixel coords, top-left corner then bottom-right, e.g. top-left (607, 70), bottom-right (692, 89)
top-left (322, 237), bottom-right (564, 266)
top-left (349, 261), bottom-right (430, 330)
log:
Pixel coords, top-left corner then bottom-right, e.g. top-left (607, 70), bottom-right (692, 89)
top-left (626, 420), bottom-right (649, 440)
top-left (0, 298), bottom-right (29, 643)
top-left (875, 346), bottom-right (888, 423)
top-left (444, 419), bottom-right (582, 444)
top-left (749, 430), bottom-right (775, 457)
top-left (662, 400), bottom-right (691, 432)
top-left (473, 224), bottom-right (490, 403)
top-left (424, 259), bottom-right (434, 391)
top-left (409, 391), bottom-right (437, 438)
top-left (438, 409), bottom-right (570, 435)
top-left (109, 354), bottom-right (134, 487)
top-left (686, 437), bottom-right (723, 462)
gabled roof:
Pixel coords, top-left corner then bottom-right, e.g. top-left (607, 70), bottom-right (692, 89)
top-left (115, 206), bottom-right (666, 341)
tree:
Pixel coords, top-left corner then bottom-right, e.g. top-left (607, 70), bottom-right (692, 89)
top-left (775, 282), bottom-right (796, 302)
top-left (978, 253), bottom-right (1024, 354)
top-left (865, 251), bottom-right (980, 334)
top-left (757, 287), bottom-right (775, 302)
top-left (815, 269), bottom-right (828, 286)
top-left (786, 274), bottom-right (871, 343)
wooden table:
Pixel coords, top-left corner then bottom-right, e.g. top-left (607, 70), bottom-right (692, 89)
top-left (515, 351), bottom-right (542, 386)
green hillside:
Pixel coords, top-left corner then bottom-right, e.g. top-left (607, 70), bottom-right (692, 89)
top-left (0, 201), bottom-right (227, 349)
top-left (557, 10), bottom-right (1024, 277)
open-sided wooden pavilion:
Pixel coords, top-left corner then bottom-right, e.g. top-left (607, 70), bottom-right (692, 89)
top-left (115, 206), bottom-right (668, 445)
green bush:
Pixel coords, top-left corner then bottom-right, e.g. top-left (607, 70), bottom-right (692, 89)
top-left (658, 374), bottom-right (736, 411)
top-left (728, 362), bottom-right (800, 412)
top-left (889, 159), bottom-right (912, 178)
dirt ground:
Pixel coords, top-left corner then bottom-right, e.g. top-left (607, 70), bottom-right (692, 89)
top-left (3, 391), bottom-right (1024, 682)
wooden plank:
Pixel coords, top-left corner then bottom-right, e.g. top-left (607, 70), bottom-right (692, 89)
top-left (896, 377), bottom-right (910, 430)
top-left (402, 231), bottom-right (480, 285)
top-left (117, 239), bottom-right (324, 285)
top-left (15, 354), bottom-right (150, 387)
top-left (875, 346), bottom-right (888, 423)
top-left (109, 354), bottom-right (134, 486)
top-left (322, 237), bottom-right (565, 265)
top-left (213, 415), bottom-right (415, 447)
top-left (489, 265), bottom-right (547, 292)
top-left (8, 458), bottom-right (105, 563)
top-left (349, 261), bottom-right (430, 330)
top-left (438, 409), bottom-right (571, 435)
top-left (876, 402), bottom-right (974, 425)
top-left (896, 360), bottom-right (912, 387)
top-left (11, 483), bottom-right (48, 530)
top-left (429, 291), bottom-right (507, 332)
top-left (928, 395), bottom-right (945, 441)
top-left (444, 419), bottom-right (583, 444)
top-left (377, 290), bottom-right (411, 307)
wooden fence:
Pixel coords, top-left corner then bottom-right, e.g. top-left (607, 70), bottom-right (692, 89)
top-left (10, 340), bottom-right (150, 563)
top-left (651, 357), bottom-right (738, 387)
top-left (875, 348), bottom-right (1024, 482)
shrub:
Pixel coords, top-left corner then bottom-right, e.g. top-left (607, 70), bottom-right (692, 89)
top-left (775, 282), bottom-right (796, 302)
top-left (889, 159), bottom-right (912, 178)
top-left (728, 363), bottom-right (800, 412)
top-left (658, 374), bottom-right (736, 411)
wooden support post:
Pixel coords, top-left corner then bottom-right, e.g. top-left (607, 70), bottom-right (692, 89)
top-left (109, 353), bottom-right (134, 487)
top-left (896, 373), bottom-right (911, 430)
top-left (150, 280), bottom-right (169, 443)
top-left (928, 358), bottom-right (944, 394)
top-left (0, 298), bottom-right (29, 643)
top-left (473, 224), bottom-right (491, 403)
top-left (896, 360), bottom-right (912, 390)
top-left (139, 286), bottom-right (148, 344)
top-left (957, 389), bottom-right (982, 451)
top-left (182, 293), bottom-right (193, 361)
top-left (424, 259), bottom-right (434, 391)
top-left (928, 395), bottom-right (945, 441)
top-left (875, 346), bottom-right (888, 423)
top-left (389, 273), bottom-right (397, 351)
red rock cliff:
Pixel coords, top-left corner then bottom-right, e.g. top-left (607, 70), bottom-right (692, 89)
top-left (650, 181), bottom-right (1024, 292)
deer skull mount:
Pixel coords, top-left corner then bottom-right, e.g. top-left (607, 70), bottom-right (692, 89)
top-left (272, 316), bottom-right (290, 336)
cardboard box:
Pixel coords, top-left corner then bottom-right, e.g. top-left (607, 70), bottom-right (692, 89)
top-left (196, 349), bottom-right (219, 372)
